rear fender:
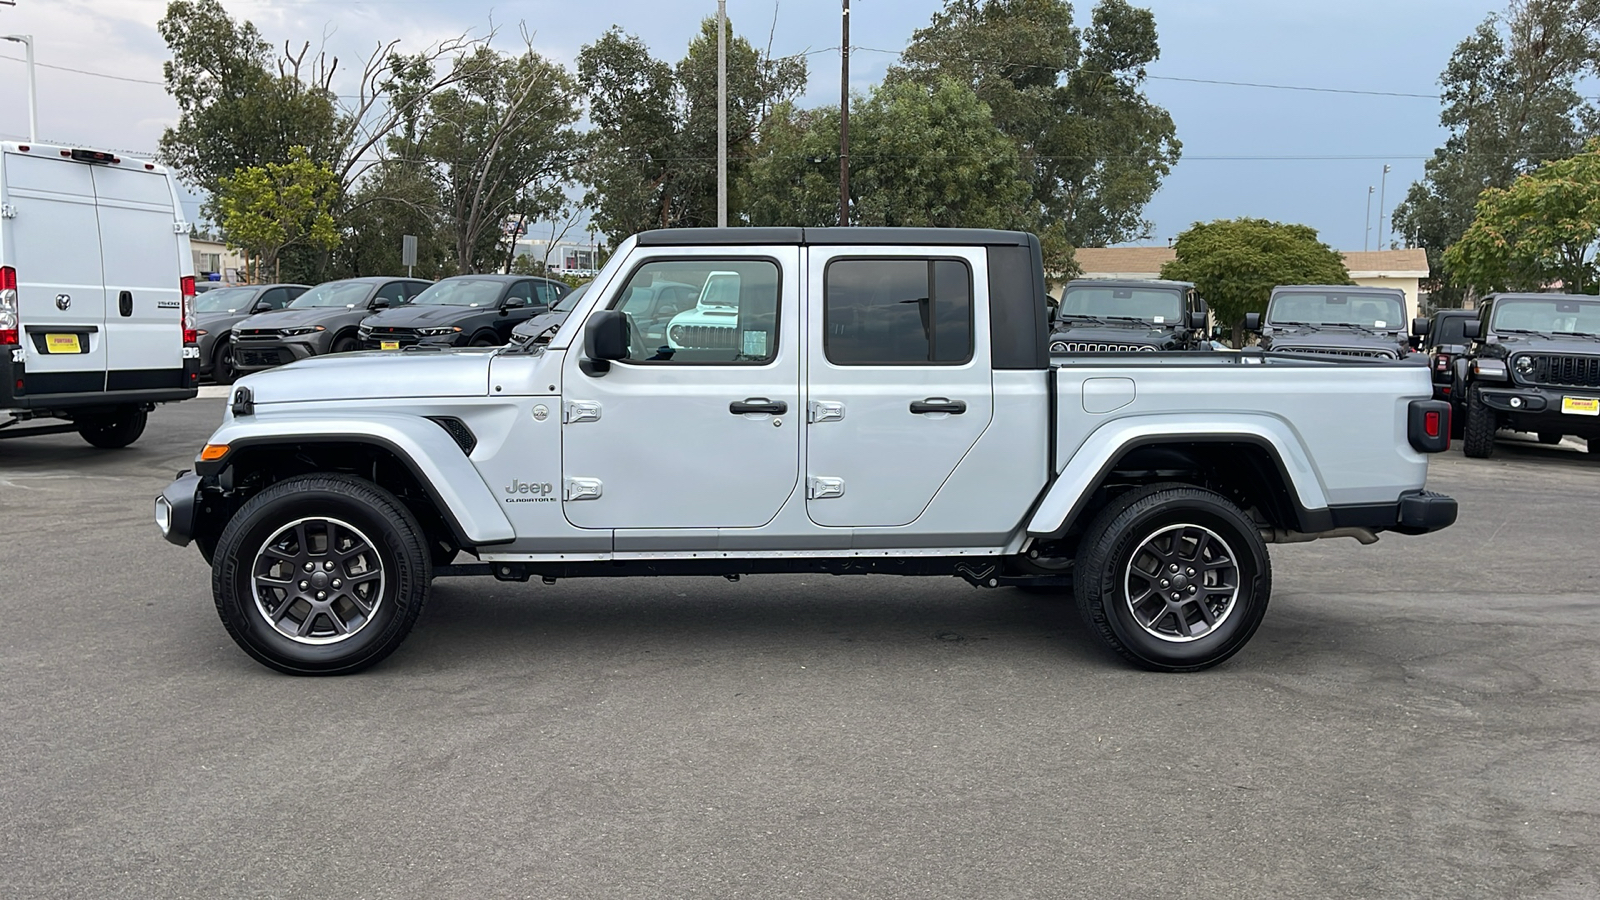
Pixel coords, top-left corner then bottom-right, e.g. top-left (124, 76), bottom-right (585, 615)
top-left (197, 412), bottom-right (515, 545)
top-left (1027, 413), bottom-right (1329, 536)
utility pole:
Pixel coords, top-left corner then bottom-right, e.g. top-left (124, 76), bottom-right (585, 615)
top-left (1, 35), bottom-right (38, 142)
top-left (839, 0), bottom-right (850, 227)
top-left (1364, 186), bottom-right (1374, 252)
top-left (716, 0), bottom-right (727, 228)
top-left (1378, 164), bottom-right (1392, 250)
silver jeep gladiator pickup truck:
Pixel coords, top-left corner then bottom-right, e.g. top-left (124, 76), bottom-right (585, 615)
top-left (155, 228), bottom-right (1457, 675)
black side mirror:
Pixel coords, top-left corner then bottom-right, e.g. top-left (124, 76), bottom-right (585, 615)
top-left (370, 298), bottom-right (391, 310)
top-left (1463, 320), bottom-right (1482, 339)
top-left (1411, 317), bottom-right (1430, 338)
top-left (581, 309), bottom-right (629, 375)
top-left (252, 302), bottom-right (271, 313)
top-left (1244, 312), bottom-right (1261, 332)
top-left (1188, 299), bottom-right (1209, 330)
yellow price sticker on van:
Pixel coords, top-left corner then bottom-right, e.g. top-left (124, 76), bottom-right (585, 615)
top-left (1561, 396), bottom-right (1599, 416)
top-left (45, 334), bottom-right (82, 354)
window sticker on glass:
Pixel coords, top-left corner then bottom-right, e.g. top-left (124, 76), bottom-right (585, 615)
top-left (742, 330), bottom-right (768, 357)
top-left (1375, 321), bottom-right (1387, 328)
top-left (1153, 316), bottom-right (1165, 323)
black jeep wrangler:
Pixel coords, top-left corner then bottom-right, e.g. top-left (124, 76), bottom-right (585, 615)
top-left (1048, 279), bottom-right (1211, 353)
top-left (1245, 285), bottom-right (1428, 360)
top-left (1425, 308), bottom-right (1477, 435)
top-left (1459, 292), bottom-right (1600, 459)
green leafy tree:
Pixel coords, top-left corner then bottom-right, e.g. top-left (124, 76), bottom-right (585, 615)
top-left (1444, 141), bottom-right (1600, 294)
top-left (156, 0), bottom-right (341, 202)
top-left (1393, 0), bottom-right (1600, 305)
top-left (577, 18), bottom-right (806, 241)
top-left (892, 0), bottom-right (1180, 247)
top-left (418, 46), bottom-right (581, 273)
top-left (217, 147), bottom-right (341, 281)
top-left (1160, 219), bottom-right (1350, 340)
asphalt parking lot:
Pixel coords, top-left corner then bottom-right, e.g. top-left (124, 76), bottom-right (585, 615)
top-left (2, 397), bottom-right (1597, 899)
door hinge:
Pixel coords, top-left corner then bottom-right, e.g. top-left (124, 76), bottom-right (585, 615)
top-left (563, 400), bottom-right (601, 424)
top-left (806, 476), bottom-right (845, 500)
top-left (172, 221), bottom-right (189, 234)
top-left (564, 477), bottom-right (603, 501)
top-left (1, 204), bottom-right (17, 219)
top-left (808, 400), bottom-right (845, 423)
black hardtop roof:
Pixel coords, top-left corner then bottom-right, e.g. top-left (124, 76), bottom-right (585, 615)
top-left (1432, 308), bottom-right (1477, 317)
top-left (1065, 277), bottom-right (1194, 290)
top-left (1486, 292), bottom-right (1600, 302)
top-left (634, 226), bottom-right (1036, 248)
top-left (1271, 284), bottom-right (1406, 298)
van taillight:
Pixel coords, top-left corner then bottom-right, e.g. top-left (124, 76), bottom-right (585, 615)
top-left (180, 276), bottom-right (197, 344)
top-left (0, 266), bottom-right (18, 345)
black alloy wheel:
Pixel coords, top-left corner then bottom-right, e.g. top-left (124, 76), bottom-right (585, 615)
top-left (1074, 484), bottom-right (1271, 672)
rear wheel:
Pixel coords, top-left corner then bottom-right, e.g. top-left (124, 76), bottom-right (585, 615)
top-left (1074, 484), bottom-right (1271, 672)
top-left (211, 474), bottom-right (431, 675)
top-left (76, 406), bottom-right (148, 449)
top-left (1462, 386), bottom-right (1497, 459)
top-left (1537, 432), bottom-right (1563, 445)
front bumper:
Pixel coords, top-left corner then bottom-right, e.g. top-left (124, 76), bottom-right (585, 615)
top-left (231, 335), bottom-right (329, 371)
top-left (1479, 385), bottom-right (1600, 435)
top-left (155, 471), bottom-right (204, 546)
top-left (360, 334), bottom-right (465, 350)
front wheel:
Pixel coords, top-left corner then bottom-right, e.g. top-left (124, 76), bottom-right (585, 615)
top-left (331, 334), bottom-right (359, 354)
top-left (210, 474), bottom-right (431, 675)
top-left (76, 406), bottom-right (148, 449)
top-left (469, 332), bottom-right (499, 347)
top-left (1074, 484), bottom-right (1271, 672)
top-left (1462, 385), bottom-right (1498, 459)
top-left (213, 340), bottom-right (238, 385)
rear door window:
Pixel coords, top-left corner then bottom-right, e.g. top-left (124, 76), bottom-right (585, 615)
top-left (823, 259), bottom-right (972, 365)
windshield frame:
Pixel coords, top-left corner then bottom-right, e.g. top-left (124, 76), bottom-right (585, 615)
top-left (1488, 296), bottom-right (1600, 337)
top-left (288, 281), bottom-right (377, 309)
top-left (1265, 291), bottom-right (1405, 330)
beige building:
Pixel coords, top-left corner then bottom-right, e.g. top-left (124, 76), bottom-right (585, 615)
top-left (190, 237), bottom-right (247, 283)
top-left (1073, 247), bottom-right (1431, 323)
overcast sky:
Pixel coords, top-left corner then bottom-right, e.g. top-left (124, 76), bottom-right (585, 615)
top-left (0, 0), bottom-right (1504, 250)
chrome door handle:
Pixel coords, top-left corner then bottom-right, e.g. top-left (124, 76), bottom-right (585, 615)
top-left (731, 398), bottom-right (788, 415)
top-left (910, 398), bottom-right (966, 415)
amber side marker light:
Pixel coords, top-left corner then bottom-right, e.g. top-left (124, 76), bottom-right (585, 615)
top-left (199, 444), bottom-right (229, 461)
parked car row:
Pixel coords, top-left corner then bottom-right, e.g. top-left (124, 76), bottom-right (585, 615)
top-left (197, 274), bottom-right (572, 382)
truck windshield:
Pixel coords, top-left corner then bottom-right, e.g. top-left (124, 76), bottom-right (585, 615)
top-left (1059, 285), bottom-right (1182, 323)
top-left (1268, 292), bottom-right (1403, 329)
top-left (192, 287), bottom-right (257, 313)
top-left (410, 279), bottom-right (505, 307)
top-left (289, 282), bottom-right (375, 309)
top-left (1490, 296), bottom-right (1600, 336)
top-left (551, 283), bottom-right (589, 312)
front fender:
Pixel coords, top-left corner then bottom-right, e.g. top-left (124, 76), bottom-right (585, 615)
top-left (1026, 413), bottom-right (1329, 536)
top-left (197, 412), bottom-right (516, 545)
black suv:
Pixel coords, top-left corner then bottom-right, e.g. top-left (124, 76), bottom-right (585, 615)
top-left (1246, 286), bottom-right (1427, 360)
top-left (1048, 279), bottom-right (1211, 353)
top-left (1459, 292), bottom-right (1600, 458)
top-left (190, 283), bottom-right (310, 384)
top-left (359, 275), bottom-right (570, 349)
top-left (232, 277), bottom-right (431, 374)
top-left (1424, 308), bottom-right (1477, 419)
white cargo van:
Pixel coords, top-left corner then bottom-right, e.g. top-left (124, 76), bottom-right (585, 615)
top-left (0, 142), bottom-right (199, 447)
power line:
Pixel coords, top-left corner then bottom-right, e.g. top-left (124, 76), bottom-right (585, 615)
top-left (0, 52), bottom-right (165, 86)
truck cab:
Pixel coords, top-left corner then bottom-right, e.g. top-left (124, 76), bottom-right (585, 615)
top-left (156, 228), bottom-right (1456, 677)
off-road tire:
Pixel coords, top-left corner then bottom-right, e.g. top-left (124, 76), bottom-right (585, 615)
top-left (76, 407), bottom-right (148, 449)
top-left (1462, 385), bottom-right (1498, 459)
top-left (1074, 484), bottom-right (1271, 672)
top-left (211, 474), bottom-right (431, 675)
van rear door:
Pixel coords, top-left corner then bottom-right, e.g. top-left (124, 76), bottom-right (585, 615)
top-left (2, 149), bottom-right (109, 395)
top-left (92, 164), bottom-right (187, 390)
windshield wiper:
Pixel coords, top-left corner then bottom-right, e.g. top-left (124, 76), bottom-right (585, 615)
top-left (1057, 314), bottom-right (1107, 325)
top-left (1551, 330), bottom-right (1600, 340)
top-left (1269, 320), bottom-right (1321, 332)
top-left (1100, 315), bottom-right (1156, 325)
top-left (1495, 327), bottom-right (1556, 336)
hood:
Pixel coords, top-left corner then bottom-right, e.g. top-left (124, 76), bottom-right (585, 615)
top-left (235, 306), bottom-right (366, 332)
top-left (364, 305), bottom-right (489, 327)
top-left (511, 310), bottom-right (571, 340)
top-left (1266, 329), bottom-right (1407, 353)
top-left (1049, 319), bottom-right (1175, 348)
top-left (1491, 334), bottom-right (1600, 356)
top-left (236, 349), bottom-right (495, 403)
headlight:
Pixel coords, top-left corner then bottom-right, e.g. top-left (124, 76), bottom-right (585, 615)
top-left (1514, 356), bottom-right (1535, 376)
top-left (418, 326), bottom-right (462, 336)
top-left (669, 325), bottom-right (684, 343)
top-left (280, 326), bottom-right (326, 336)
top-left (508, 332), bottom-right (530, 344)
